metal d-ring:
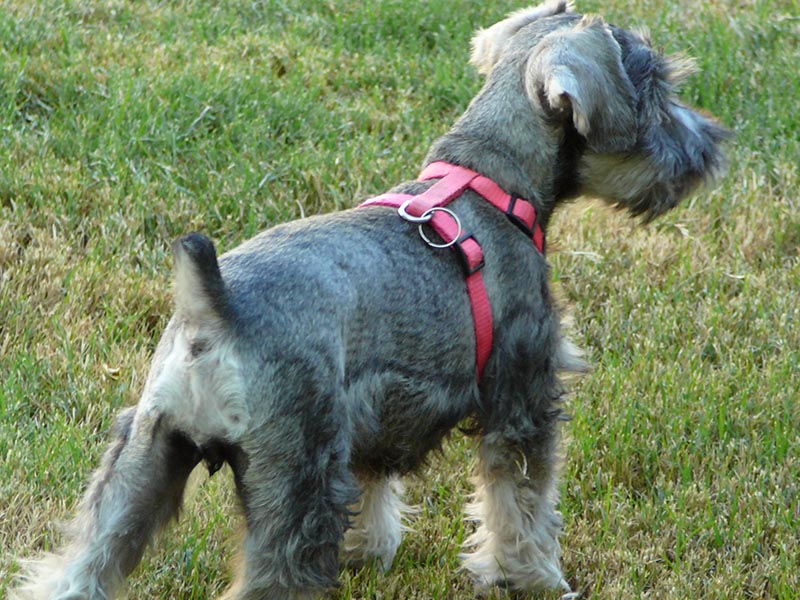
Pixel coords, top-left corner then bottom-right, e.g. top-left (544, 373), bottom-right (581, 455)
top-left (397, 199), bottom-right (433, 224)
top-left (417, 207), bottom-right (462, 249)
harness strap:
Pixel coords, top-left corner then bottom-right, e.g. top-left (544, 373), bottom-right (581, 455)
top-left (420, 162), bottom-right (545, 253)
top-left (358, 162), bottom-right (544, 382)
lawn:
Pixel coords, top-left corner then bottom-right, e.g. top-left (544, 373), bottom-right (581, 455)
top-left (1, 0), bottom-right (798, 598)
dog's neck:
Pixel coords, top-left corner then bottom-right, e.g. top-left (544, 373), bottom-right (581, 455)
top-left (423, 79), bottom-right (586, 229)
top-left (424, 130), bottom-right (562, 229)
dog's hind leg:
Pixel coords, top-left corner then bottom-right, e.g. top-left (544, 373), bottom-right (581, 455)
top-left (13, 406), bottom-right (201, 600)
top-left (13, 235), bottom-right (243, 600)
top-left (222, 384), bottom-right (360, 600)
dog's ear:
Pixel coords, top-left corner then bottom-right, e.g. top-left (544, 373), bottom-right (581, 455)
top-left (470, 0), bottom-right (573, 75)
top-left (525, 15), bottom-right (637, 152)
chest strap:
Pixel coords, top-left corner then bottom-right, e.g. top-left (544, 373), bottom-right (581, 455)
top-left (359, 161), bottom-right (544, 382)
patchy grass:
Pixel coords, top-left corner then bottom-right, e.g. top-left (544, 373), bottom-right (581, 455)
top-left (1, 0), bottom-right (798, 598)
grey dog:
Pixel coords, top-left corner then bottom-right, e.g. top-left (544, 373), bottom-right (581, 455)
top-left (15, 1), bottom-right (728, 598)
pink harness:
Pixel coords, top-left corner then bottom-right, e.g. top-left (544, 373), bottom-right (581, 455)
top-left (359, 161), bottom-right (545, 382)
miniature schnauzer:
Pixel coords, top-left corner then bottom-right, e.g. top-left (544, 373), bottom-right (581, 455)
top-left (14, 1), bottom-right (728, 598)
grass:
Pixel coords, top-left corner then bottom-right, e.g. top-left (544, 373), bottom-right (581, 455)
top-left (1, 0), bottom-right (798, 598)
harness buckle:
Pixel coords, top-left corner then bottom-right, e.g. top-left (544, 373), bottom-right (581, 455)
top-left (505, 195), bottom-right (536, 238)
top-left (454, 232), bottom-right (485, 276)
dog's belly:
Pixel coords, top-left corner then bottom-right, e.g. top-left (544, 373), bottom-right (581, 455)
top-left (345, 372), bottom-right (475, 476)
top-left (349, 415), bottom-right (465, 476)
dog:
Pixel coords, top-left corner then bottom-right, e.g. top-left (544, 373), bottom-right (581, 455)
top-left (13, 1), bottom-right (729, 598)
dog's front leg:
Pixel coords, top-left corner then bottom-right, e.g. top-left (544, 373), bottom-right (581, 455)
top-left (341, 475), bottom-right (408, 572)
top-left (13, 407), bottom-right (201, 600)
top-left (461, 426), bottom-right (570, 593)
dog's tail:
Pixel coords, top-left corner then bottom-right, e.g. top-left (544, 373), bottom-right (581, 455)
top-left (172, 232), bottom-right (231, 325)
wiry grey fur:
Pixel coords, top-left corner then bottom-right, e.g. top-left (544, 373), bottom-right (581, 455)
top-left (13, 2), bottom-right (728, 599)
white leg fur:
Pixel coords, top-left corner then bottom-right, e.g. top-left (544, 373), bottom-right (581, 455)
top-left (10, 553), bottom-right (109, 600)
top-left (461, 435), bottom-right (570, 592)
top-left (341, 476), bottom-right (408, 571)
top-left (11, 408), bottom-right (198, 600)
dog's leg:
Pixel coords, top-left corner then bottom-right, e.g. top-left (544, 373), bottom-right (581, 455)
top-left (461, 427), bottom-right (569, 592)
top-left (459, 328), bottom-right (587, 594)
top-left (13, 407), bottom-right (201, 600)
top-left (341, 475), bottom-right (407, 571)
top-left (222, 392), bottom-right (359, 600)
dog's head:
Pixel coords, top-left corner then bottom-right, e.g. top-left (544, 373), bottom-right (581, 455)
top-left (470, 0), bottom-right (730, 220)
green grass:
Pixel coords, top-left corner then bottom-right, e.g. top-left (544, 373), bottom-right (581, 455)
top-left (1, 0), bottom-right (798, 598)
